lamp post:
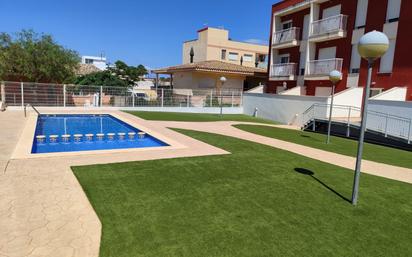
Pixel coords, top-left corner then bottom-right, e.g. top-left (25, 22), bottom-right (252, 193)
top-left (352, 31), bottom-right (389, 205)
top-left (220, 76), bottom-right (227, 116)
top-left (326, 70), bottom-right (342, 144)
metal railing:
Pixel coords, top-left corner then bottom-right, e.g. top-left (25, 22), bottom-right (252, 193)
top-left (306, 58), bottom-right (343, 76)
top-left (272, 27), bottom-right (300, 45)
top-left (310, 14), bottom-right (348, 37)
top-left (24, 104), bottom-right (41, 117)
top-left (301, 103), bottom-right (411, 143)
top-left (1, 81), bottom-right (243, 108)
top-left (270, 63), bottom-right (297, 77)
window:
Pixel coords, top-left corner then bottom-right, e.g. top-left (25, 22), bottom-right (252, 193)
top-left (386, 0), bottom-right (402, 22)
top-left (322, 4), bottom-right (341, 19)
top-left (243, 54), bottom-right (253, 62)
top-left (278, 54), bottom-right (290, 64)
top-left (281, 20), bottom-right (292, 30)
top-left (318, 47), bottom-right (337, 60)
top-left (228, 52), bottom-right (238, 61)
top-left (221, 49), bottom-right (227, 60)
top-left (257, 54), bottom-right (267, 63)
top-left (355, 0), bottom-right (368, 28)
top-left (350, 44), bottom-right (361, 73)
top-left (379, 39), bottom-right (396, 73)
top-left (85, 59), bottom-right (94, 64)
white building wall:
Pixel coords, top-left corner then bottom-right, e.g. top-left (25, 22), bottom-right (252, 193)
top-left (81, 56), bottom-right (107, 70)
top-left (243, 93), bottom-right (328, 124)
top-left (279, 86), bottom-right (305, 96)
top-left (370, 87), bottom-right (407, 101)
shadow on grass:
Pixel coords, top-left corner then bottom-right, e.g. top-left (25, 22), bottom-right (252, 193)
top-left (294, 168), bottom-right (351, 204)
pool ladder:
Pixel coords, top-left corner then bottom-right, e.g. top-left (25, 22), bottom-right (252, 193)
top-left (24, 104), bottom-right (41, 117)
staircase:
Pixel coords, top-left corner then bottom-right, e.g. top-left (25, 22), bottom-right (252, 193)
top-left (300, 103), bottom-right (412, 148)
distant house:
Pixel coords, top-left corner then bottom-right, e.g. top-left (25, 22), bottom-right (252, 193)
top-left (153, 60), bottom-right (266, 92)
top-left (183, 27), bottom-right (269, 69)
top-left (153, 27), bottom-right (269, 91)
top-left (81, 56), bottom-right (107, 70)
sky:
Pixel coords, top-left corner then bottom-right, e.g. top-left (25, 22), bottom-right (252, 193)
top-left (1, 0), bottom-right (279, 69)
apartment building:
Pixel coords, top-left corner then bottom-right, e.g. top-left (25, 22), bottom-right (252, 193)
top-left (267, 0), bottom-right (412, 100)
top-left (183, 27), bottom-right (269, 69)
top-left (81, 55), bottom-right (107, 70)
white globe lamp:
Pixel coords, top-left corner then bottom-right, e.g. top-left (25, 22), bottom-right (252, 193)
top-left (358, 31), bottom-right (389, 61)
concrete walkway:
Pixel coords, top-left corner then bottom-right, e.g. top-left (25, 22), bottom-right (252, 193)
top-left (153, 120), bottom-right (412, 184)
top-left (1, 111), bottom-right (411, 257)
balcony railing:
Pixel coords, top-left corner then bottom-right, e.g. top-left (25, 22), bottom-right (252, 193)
top-left (272, 27), bottom-right (300, 45)
top-left (306, 58), bottom-right (343, 76)
top-left (270, 63), bottom-right (297, 77)
top-left (310, 14), bottom-right (348, 37)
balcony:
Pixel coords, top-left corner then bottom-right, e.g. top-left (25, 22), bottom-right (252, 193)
top-left (270, 63), bottom-right (297, 80)
top-left (309, 14), bottom-right (348, 42)
top-left (305, 58), bottom-right (343, 80)
top-left (272, 27), bottom-right (300, 49)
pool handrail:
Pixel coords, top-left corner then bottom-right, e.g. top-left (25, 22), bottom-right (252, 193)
top-left (24, 104), bottom-right (41, 117)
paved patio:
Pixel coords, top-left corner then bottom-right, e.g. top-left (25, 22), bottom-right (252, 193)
top-left (0, 110), bottom-right (228, 257)
top-left (1, 110), bottom-right (411, 257)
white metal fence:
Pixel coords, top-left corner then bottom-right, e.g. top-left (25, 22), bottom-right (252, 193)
top-left (272, 27), bottom-right (300, 45)
top-left (307, 58), bottom-right (343, 76)
top-left (0, 81), bottom-right (243, 108)
top-left (310, 14), bottom-right (348, 37)
top-left (270, 63), bottom-right (297, 77)
top-left (301, 103), bottom-right (412, 143)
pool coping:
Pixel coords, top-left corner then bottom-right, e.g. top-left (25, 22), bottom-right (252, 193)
top-left (12, 111), bottom-right (187, 160)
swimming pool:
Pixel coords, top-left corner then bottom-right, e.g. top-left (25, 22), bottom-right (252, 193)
top-left (31, 114), bottom-right (168, 154)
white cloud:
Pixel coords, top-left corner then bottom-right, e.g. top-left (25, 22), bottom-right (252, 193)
top-left (243, 38), bottom-right (268, 45)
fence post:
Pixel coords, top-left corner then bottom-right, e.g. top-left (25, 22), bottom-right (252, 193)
top-left (210, 89), bottom-right (213, 107)
top-left (161, 88), bottom-right (164, 107)
top-left (231, 92), bottom-right (234, 107)
top-left (100, 86), bottom-right (103, 107)
top-left (1, 82), bottom-right (5, 105)
top-left (312, 105), bottom-right (316, 131)
top-left (384, 114), bottom-right (389, 137)
top-left (20, 82), bottom-right (24, 107)
top-left (408, 119), bottom-right (411, 144)
top-left (346, 106), bottom-right (351, 137)
top-left (187, 92), bottom-right (190, 108)
top-left (132, 93), bottom-right (135, 107)
top-left (63, 84), bottom-right (66, 107)
top-left (240, 91), bottom-right (243, 107)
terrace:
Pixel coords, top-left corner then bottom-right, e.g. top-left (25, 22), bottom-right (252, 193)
top-left (305, 58), bottom-right (344, 80)
top-left (269, 63), bottom-right (297, 80)
top-left (2, 110), bottom-right (412, 257)
top-left (309, 14), bottom-right (348, 42)
top-left (272, 27), bottom-right (301, 49)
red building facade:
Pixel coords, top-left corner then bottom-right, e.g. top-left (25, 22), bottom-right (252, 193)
top-left (267, 0), bottom-right (412, 100)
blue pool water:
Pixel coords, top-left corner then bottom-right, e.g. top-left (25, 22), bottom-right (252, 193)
top-left (32, 114), bottom-right (168, 154)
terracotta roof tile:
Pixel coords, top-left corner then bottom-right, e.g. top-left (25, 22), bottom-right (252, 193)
top-left (153, 60), bottom-right (267, 75)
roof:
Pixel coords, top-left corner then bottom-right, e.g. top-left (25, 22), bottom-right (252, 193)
top-left (153, 60), bottom-right (267, 76)
top-left (75, 64), bottom-right (101, 76)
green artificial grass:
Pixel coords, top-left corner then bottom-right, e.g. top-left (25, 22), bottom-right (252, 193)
top-left (234, 124), bottom-right (412, 169)
top-left (125, 111), bottom-right (276, 124)
top-left (73, 129), bottom-right (412, 257)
